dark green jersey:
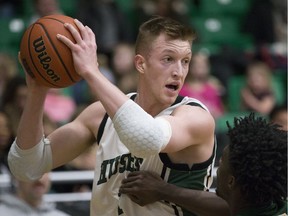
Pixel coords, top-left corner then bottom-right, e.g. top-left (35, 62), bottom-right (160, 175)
top-left (159, 148), bottom-right (216, 216)
top-left (236, 201), bottom-right (288, 216)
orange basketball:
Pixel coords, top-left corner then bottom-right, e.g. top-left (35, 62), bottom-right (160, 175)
top-left (20, 14), bottom-right (82, 88)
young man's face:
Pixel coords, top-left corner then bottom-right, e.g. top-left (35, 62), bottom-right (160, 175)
top-left (140, 33), bottom-right (191, 105)
top-left (216, 146), bottom-right (232, 202)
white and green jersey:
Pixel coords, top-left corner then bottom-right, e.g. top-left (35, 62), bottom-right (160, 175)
top-left (91, 94), bottom-right (216, 216)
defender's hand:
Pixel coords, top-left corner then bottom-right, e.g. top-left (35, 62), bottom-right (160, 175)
top-left (119, 171), bottom-right (167, 206)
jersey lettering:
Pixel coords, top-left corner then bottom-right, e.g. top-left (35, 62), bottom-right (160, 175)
top-left (97, 153), bottom-right (144, 185)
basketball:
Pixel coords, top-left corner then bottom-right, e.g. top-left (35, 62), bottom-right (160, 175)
top-left (20, 14), bottom-right (82, 88)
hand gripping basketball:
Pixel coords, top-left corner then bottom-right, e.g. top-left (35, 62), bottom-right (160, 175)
top-left (20, 14), bottom-right (82, 88)
top-left (56, 18), bottom-right (99, 80)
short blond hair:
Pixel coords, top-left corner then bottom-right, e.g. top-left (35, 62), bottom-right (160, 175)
top-left (135, 16), bottom-right (196, 57)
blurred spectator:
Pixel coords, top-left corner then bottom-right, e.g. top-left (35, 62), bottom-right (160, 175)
top-left (0, 0), bottom-right (22, 18)
top-left (1, 76), bottom-right (27, 134)
top-left (244, 0), bottom-right (287, 51)
top-left (240, 61), bottom-right (276, 115)
top-left (71, 53), bottom-right (115, 105)
top-left (0, 173), bottom-right (70, 215)
top-left (208, 46), bottom-right (249, 95)
top-left (0, 53), bottom-right (18, 106)
top-left (44, 89), bottom-right (76, 126)
top-left (29, 0), bottom-right (63, 24)
top-left (179, 52), bottom-right (225, 119)
top-left (133, 0), bottom-right (191, 39)
top-left (112, 42), bottom-right (138, 93)
top-left (98, 53), bottom-right (116, 84)
top-left (269, 102), bottom-right (288, 131)
top-left (76, 0), bottom-right (134, 62)
top-left (0, 109), bottom-right (14, 175)
top-left (242, 0), bottom-right (287, 72)
top-left (71, 80), bottom-right (93, 106)
top-left (243, 0), bottom-right (275, 45)
top-left (259, 0), bottom-right (287, 72)
top-left (135, 0), bottom-right (190, 27)
top-left (271, 0), bottom-right (287, 55)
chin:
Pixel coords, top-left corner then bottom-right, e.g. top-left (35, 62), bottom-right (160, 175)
top-left (166, 95), bottom-right (177, 105)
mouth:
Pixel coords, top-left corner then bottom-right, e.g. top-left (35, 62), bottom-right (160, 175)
top-left (165, 83), bottom-right (179, 91)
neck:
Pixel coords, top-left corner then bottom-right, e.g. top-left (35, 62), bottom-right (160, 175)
top-left (134, 92), bottom-right (171, 117)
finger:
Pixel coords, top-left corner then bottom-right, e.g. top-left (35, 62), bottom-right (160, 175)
top-left (120, 180), bottom-right (138, 190)
top-left (119, 186), bottom-right (131, 194)
top-left (129, 195), bottom-right (139, 203)
top-left (121, 175), bottom-right (139, 184)
top-left (128, 195), bottom-right (146, 207)
top-left (85, 25), bottom-right (95, 42)
top-left (64, 22), bottom-right (83, 44)
top-left (74, 19), bottom-right (89, 41)
top-left (126, 171), bottom-right (142, 177)
top-left (18, 52), bottom-right (31, 76)
top-left (57, 34), bottom-right (75, 49)
top-left (119, 184), bottom-right (138, 194)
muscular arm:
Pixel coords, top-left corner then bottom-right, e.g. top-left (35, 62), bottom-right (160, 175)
top-left (16, 87), bottom-right (47, 149)
top-left (119, 171), bottom-right (230, 216)
top-left (48, 102), bottom-right (104, 168)
top-left (163, 104), bottom-right (215, 153)
top-left (8, 62), bottom-right (103, 180)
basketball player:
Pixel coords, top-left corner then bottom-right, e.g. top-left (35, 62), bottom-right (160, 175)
top-left (9, 17), bottom-right (223, 215)
top-left (120, 114), bottom-right (287, 216)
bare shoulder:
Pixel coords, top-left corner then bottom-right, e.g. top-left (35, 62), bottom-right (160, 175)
top-left (163, 104), bottom-right (215, 154)
top-left (165, 104), bottom-right (215, 164)
top-left (172, 104), bottom-right (215, 131)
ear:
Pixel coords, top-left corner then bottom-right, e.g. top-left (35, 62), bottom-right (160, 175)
top-left (228, 175), bottom-right (236, 189)
top-left (135, 54), bottom-right (145, 74)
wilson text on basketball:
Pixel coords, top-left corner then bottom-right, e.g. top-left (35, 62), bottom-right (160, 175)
top-left (33, 36), bottom-right (60, 83)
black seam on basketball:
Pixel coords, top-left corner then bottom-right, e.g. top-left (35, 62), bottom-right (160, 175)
top-left (41, 17), bottom-right (66, 24)
top-left (28, 24), bottom-right (60, 88)
top-left (38, 18), bottom-right (77, 83)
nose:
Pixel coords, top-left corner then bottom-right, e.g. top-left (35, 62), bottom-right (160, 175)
top-left (172, 61), bottom-right (183, 77)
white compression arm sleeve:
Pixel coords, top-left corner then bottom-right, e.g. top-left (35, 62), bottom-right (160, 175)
top-left (8, 136), bottom-right (53, 181)
top-left (113, 99), bottom-right (172, 157)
